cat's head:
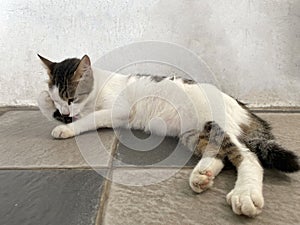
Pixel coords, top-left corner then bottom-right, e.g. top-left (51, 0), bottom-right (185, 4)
top-left (38, 54), bottom-right (94, 117)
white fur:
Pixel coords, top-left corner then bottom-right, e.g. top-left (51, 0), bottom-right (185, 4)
top-left (226, 136), bottom-right (264, 217)
top-left (190, 157), bottom-right (224, 193)
top-left (38, 66), bottom-right (264, 217)
top-left (38, 90), bottom-right (56, 120)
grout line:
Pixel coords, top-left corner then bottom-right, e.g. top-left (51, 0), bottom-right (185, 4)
top-left (108, 165), bottom-right (195, 170)
top-left (0, 165), bottom-right (196, 171)
top-left (0, 166), bottom-right (110, 171)
top-left (95, 135), bottom-right (119, 225)
top-left (95, 173), bottom-right (112, 225)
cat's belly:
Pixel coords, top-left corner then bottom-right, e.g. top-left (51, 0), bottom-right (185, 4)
top-left (128, 95), bottom-right (209, 137)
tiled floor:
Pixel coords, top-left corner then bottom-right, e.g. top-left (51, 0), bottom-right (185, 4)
top-left (0, 169), bottom-right (106, 225)
top-left (0, 109), bottom-right (300, 225)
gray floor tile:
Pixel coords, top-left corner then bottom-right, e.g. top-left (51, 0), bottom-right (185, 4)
top-left (104, 168), bottom-right (300, 225)
top-left (257, 113), bottom-right (300, 151)
top-left (0, 107), bottom-right (38, 116)
top-left (0, 169), bottom-right (107, 225)
top-left (113, 129), bottom-right (199, 167)
top-left (0, 111), bottom-right (116, 168)
top-left (104, 113), bottom-right (300, 225)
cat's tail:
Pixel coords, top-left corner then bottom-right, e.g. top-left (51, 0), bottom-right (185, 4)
top-left (246, 139), bottom-right (300, 173)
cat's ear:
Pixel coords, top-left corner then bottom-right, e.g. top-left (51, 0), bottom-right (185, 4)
top-left (72, 55), bottom-right (92, 82)
top-left (37, 54), bottom-right (55, 74)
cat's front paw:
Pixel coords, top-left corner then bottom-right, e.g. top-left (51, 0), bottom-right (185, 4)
top-left (226, 185), bottom-right (264, 217)
top-left (51, 125), bottom-right (75, 139)
top-left (189, 170), bottom-right (214, 193)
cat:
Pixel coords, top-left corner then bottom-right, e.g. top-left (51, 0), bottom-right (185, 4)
top-left (37, 54), bottom-right (299, 217)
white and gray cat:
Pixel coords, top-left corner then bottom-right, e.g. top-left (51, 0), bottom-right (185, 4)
top-left (38, 54), bottom-right (299, 217)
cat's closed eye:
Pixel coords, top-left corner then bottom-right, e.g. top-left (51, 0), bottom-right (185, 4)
top-left (72, 93), bottom-right (89, 103)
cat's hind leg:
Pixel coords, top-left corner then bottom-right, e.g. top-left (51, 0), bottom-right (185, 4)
top-left (189, 121), bottom-right (246, 194)
top-left (199, 121), bottom-right (264, 216)
top-left (189, 121), bottom-right (228, 193)
top-left (226, 135), bottom-right (264, 217)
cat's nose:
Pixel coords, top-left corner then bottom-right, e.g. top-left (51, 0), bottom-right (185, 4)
top-left (62, 113), bottom-right (70, 117)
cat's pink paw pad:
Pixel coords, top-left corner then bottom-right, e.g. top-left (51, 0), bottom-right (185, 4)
top-left (189, 170), bottom-right (214, 193)
top-left (203, 170), bottom-right (212, 177)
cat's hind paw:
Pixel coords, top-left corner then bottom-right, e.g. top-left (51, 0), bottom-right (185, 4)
top-left (51, 125), bottom-right (75, 139)
top-left (189, 170), bottom-right (214, 193)
top-left (226, 186), bottom-right (264, 217)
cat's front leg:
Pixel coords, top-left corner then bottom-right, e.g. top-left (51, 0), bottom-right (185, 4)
top-left (226, 150), bottom-right (264, 217)
top-left (51, 109), bottom-right (122, 139)
top-left (38, 90), bottom-right (56, 120)
top-left (190, 157), bottom-right (224, 193)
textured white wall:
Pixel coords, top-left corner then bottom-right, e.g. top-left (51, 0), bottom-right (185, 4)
top-left (0, 0), bottom-right (299, 107)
